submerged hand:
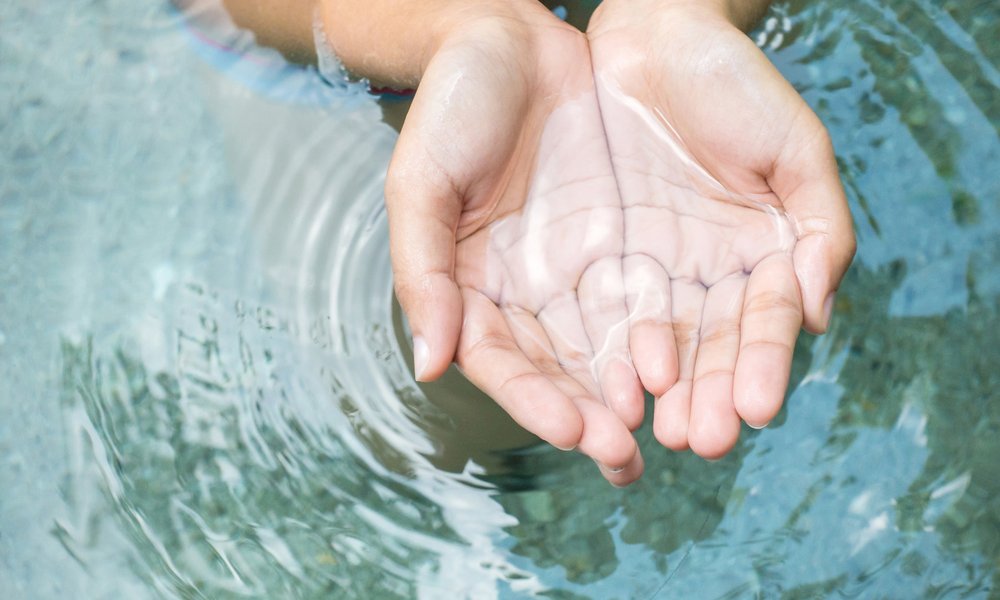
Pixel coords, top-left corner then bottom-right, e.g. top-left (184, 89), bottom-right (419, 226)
top-left (385, 4), bottom-right (644, 484)
top-left (589, 0), bottom-right (856, 458)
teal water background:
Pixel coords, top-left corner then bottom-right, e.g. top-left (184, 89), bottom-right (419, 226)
top-left (1, 0), bottom-right (999, 597)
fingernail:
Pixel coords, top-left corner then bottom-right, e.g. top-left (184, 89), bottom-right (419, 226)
top-left (822, 292), bottom-right (836, 331)
top-left (747, 420), bottom-right (770, 430)
top-left (554, 443), bottom-right (577, 452)
top-left (594, 459), bottom-right (624, 473)
top-left (413, 336), bottom-right (429, 380)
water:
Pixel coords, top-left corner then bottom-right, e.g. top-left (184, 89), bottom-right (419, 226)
top-left (1, 0), bottom-right (998, 597)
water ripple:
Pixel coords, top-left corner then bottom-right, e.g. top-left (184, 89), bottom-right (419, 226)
top-left (3, 0), bottom-right (999, 597)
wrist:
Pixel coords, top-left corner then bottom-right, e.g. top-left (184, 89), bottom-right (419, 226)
top-left (591, 0), bottom-right (765, 34)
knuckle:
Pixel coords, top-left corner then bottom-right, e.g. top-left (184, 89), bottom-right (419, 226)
top-left (458, 332), bottom-right (517, 365)
top-left (744, 290), bottom-right (800, 317)
top-left (536, 358), bottom-right (567, 379)
top-left (393, 271), bottom-right (450, 305)
top-left (700, 318), bottom-right (741, 345)
top-left (495, 371), bottom-right (541, 400)
top-left (671, 320), bottom-right (701, 348)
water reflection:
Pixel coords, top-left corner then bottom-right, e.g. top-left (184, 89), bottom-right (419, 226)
top-left (57, 303), bottom-right (526, 596)
top-left (52, 48), bottom-right (555, 594)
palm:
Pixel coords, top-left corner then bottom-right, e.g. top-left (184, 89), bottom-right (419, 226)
top-left (589, 12), bottom-right (854, 458)
top-left (387, 18), bottom-right (644, 482)
top-left (389, 7), bottom-right (853, 476)
top-left (455, 91), bottom-right (644, 423)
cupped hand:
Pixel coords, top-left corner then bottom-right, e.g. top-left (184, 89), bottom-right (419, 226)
top-left (588, 0), bottom-right (856, 459)
top-left (385, 4), bottom-right (645, 484)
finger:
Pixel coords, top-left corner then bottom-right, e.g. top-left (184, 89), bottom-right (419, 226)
top-left (733, 253), bottom-right (802, 428)
top-left (771, 123), bottom-right (856, 334)
top-left (571, 399), bottom-right (643, 486)
top-left (596, 451), bottom-right (645, 488)
top-left (503, 304), bottom-right (642, 481)
top-left (385, 148), bottom-right (463, 382)
top-left (578, 256), bottom-right (645, 430)
top-left (456, 289), bottom-right (583, 451)
top-left (624, 253), bottom-right (678, 396)
top-left (688, 274), bottom-right (745, 460)
top-left (652, 279), bottom-right (706, 451)
top-left (536, 293), bottom-right (602, 398)
top-left (502, 303), bottom-right (588, 399)
top-left (572, 396), bottom-right (641, 479)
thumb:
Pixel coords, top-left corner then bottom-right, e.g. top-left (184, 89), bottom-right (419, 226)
top-left (385, 151), bottom-right (464, 382)
top-left (771, 121), bottom-right (856, 334)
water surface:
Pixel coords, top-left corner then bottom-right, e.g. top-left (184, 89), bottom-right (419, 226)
top-left (1, 0), bottom-right (999, 597)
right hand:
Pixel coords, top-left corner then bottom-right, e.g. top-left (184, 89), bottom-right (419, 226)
top-left (384, 3), bottom-right (645, 485)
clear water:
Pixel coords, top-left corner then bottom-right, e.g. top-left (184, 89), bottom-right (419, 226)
top-left (2, 0), bottom-right (999, 597)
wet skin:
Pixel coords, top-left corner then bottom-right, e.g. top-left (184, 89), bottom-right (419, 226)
top-left (221, 0), bottom-right (856, 484)
top-left (588, 1), bottom-right (855, 458)
top-left (388, 1), bottom-right (854, 484)
top-left (386, 12), bottom-right (646, 485)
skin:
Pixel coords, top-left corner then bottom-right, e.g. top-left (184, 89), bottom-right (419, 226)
top-left (216, 0), bottom-right (645, 485)
top-left (589, 0), bottom-right (855, 459)
top-left (212, 0), bottom-right (856, 484)
top-left (382, 6), bottom-right (645, 486)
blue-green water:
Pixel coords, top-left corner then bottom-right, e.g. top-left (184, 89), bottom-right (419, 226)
top-left (1, 0), bottom-right (998, 597)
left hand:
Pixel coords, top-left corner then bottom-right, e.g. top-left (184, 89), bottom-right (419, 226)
top-left (588, 0), bottom-right (856, 458)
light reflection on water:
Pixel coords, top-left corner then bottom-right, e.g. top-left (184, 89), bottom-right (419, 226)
top-left (1, 0), bottom-right (999, 597)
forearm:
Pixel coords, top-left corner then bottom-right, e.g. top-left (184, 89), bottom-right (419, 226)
top-left (319, 1), bottom-right (484, 88)
top-left (592, 0), bottom-right (771, 33)
top-left (221, 0), bottom-right (549, 89)
top-left (220, 0), bottom-right (317, 64)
